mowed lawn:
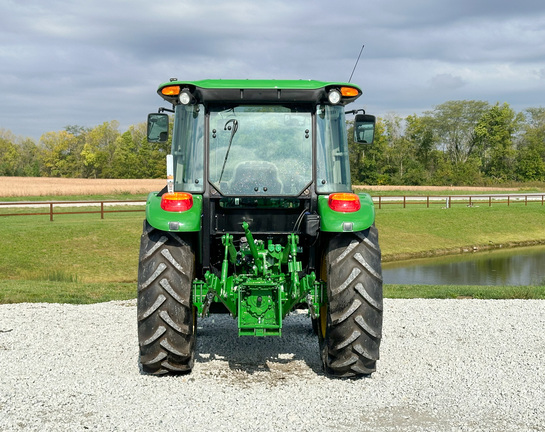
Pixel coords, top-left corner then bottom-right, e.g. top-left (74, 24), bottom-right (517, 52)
top-left (1, 199), bottom-right (544, 303)
top-left (0, 212), bottom-right (143, 283)
top-left (377, 204), bottom-right (545, 261)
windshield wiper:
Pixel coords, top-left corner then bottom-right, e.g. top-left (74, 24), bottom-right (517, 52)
top-left (218, 119), bottom-right (238, 184)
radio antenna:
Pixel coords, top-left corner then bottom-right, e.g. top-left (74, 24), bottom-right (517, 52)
top-left (348, 44), bottom-right (365, 83)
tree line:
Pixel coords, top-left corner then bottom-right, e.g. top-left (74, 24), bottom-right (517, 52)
top-left (1, 100), bottom-right (545, 185)
top-left (349, 101), bottom-right (545, 185)
top-left (0, 121), bottom-right (170, 179)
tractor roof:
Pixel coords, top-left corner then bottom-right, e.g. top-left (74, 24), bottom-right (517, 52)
top-left (157, 79), bottom-right (363, 106)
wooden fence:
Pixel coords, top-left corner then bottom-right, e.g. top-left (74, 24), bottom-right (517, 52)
top-left (1, 193), bottom-right (544, 220)
top-left (0, 200), bottom-right (145, 221)
top-left (373, 194), bottom-right (545, 209)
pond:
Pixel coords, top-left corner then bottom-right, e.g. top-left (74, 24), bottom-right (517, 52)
top-left (382, 245), bottom-right (545, 286)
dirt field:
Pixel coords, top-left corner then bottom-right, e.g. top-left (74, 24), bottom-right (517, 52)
top-left (1, 177), bottom-right (522, 198)
top-left (0, 177), bottom-right (166, 197)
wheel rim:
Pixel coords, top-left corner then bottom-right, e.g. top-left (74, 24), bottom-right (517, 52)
top-left (192, 305), bottom-right (198, 332)
top-left (319, 252), bottom-right (328, 339)
top-left (319, 304), bottom-right (327, 338)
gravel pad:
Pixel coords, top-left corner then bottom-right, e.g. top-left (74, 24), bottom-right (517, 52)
top-left (0, 299), bottom-right (543, 431)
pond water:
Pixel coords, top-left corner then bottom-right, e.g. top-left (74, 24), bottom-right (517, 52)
top-left (382, 245), bottom-right (545, 286)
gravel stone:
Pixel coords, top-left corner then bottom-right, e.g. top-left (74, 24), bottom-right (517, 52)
top-left (0, 299), bottom-right (544, 431)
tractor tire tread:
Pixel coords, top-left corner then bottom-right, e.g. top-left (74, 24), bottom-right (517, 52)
top-left (320, 225), bottom-right (383, 377)
top-left (137, 221), bottom-right (195, 375)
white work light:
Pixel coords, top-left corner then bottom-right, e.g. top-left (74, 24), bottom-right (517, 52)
top-left (179, 90), bottom-right (192, 105)
top-left (328, 89), bottom-right (342, 104)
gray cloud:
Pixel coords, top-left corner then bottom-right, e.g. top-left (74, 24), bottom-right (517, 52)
top-left (1, 0), bottom-right (545, 140)
top-left (429, 73), bottom-right (465, 90)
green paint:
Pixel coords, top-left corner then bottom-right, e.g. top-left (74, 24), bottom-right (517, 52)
top-left (159, 79), bottom-right (362, 92)
top-left (148, 78), bottom-right (372, 339)
top-left (157, 79), bottom-right (363, 106)
top-left (193, 223), bottom-right (323, 336)
top-left (318, 193), bottom-right (375, 232)
top-left (145, 192), bottom-right (202, 232)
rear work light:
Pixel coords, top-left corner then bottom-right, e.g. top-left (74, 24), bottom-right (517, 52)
top-left (328, 193), bottom-right (361, 212)
top-left (328, 89), bottom-right (342, 104)
top-left (160, 192), bottom-right (193, 212)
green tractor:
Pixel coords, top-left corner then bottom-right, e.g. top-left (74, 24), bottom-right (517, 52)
top-left (138, 79), bottom-right (382, 377)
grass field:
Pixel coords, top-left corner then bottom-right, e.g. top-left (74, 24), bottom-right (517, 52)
top-left (0, 280), bottom-right (135, 304)
top-left (377, 204), bottom-right (545, 261)
top-left (1, 195), bottom-right (544, 303)
top-left (0, 212), bottom-right (142, 283)
top-left (1, 178), bottom-right (544, 303)
top-left (0, 211), bottom-right (143, 304)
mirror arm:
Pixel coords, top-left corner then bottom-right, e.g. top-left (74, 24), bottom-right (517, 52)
top-left (345, 108), bottom-right (366, 115)
top-left (158, 107), bottom-right (175, 113)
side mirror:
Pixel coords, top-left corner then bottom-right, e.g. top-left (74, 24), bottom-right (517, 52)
top-left (147, 113), bottom-right (169, 143)
top-left (354, 114), bottom-right (376, 144)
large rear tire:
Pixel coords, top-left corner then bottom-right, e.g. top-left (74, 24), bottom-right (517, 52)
top-left (137, 221), bottom-right (196, 375)
top-left (318, 226), bottom-right (383, 377)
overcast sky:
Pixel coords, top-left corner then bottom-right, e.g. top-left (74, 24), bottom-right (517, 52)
top-left (2, 0), bottom-right (545, 141)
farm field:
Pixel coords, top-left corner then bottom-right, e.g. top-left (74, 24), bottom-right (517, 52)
top-left (0, 176), bottom-right (165, 199)
top-left (3, 176), bottom-right (543, 199)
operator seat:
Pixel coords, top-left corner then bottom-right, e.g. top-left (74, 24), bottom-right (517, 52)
top-left (230, 161), bottom-right (283, 194)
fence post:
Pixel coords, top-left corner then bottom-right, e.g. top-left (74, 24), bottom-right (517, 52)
top-left (378, 196), bottom-right (382, 209)
top-left (403, 196), bottom-right (406, 208)
top-left (508, 196), bottom-right (510, 206)
top-left (49, 203), bottom-right (54, 221)
top-left (489, 196), bottom-right (492, 207)
top-left (101, 202), bottom-right (104, 219)
top-left (427, 196), bottom-right (429, 208)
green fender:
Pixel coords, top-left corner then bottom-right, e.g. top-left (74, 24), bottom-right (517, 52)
top-left (318, 193), bottom-right (375, 232)
top-left (145, 192), bottom-right (202, 232)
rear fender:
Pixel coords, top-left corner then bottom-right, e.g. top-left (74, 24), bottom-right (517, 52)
top-left (145, 192), bottom-right (202, 232)
top-left (318, 193), bottom-right (375, 232)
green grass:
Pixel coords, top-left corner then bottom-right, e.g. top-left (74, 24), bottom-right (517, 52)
top-left (0, 280), bottom-right (135, 304)
top-left (1, 198), bottom-right (544, 304)
top-left (384, 284), bottom-right (545, 299)
top-left (2, 281), bottom-right (542, 304)
top-left (376, 204), bottom-right (545, 261)
top-left (0, 212), bottom-right (143, 283)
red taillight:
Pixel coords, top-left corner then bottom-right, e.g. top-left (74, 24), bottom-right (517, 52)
top-left (328, 193), bottom-right (361, 212)
top-left (160, 192), bottom-right (193, 212)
